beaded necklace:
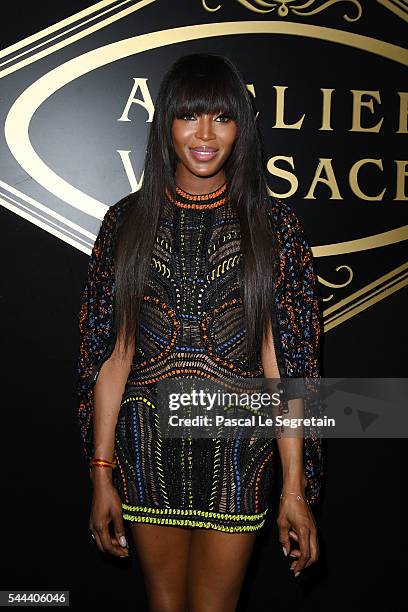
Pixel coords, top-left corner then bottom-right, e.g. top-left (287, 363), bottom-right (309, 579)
top-left (165, 181), bottom-right (227, 210)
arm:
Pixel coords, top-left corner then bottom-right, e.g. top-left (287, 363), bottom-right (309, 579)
top-left (266, 197), bottom-right (323, 506)
top-left (261, 322), bottom-right (307, 494)
top-left (90, 331), bottom-right (135, 486)
top-left (77, 196), bottom-right (131, 469)
top-left (77, 198), bottom-right (133, 559)
top-left (87, 330), bottom-right (134, 559)
top-left (263, 205), bottom-right (321, 575)
top-left (284, 209), bottom-right (323, 505)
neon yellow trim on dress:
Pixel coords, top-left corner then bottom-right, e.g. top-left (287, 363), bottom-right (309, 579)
top-left (121, 503), bottom-right (268, 521)
top-left (122, 514), bottom-right (266, 532)
top-left (121, 503), bottom-right (269, 530)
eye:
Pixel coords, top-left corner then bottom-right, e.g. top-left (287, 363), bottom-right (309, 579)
top-left (180, 114), bottom-right (196, 121)
top-left (215, 114), bottom-right (232, 123)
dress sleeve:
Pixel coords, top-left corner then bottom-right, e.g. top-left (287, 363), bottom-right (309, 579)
top-left (267, 198), bottom-right (324, 505)
top-left (289, 206), bottom-right (324, 506)
top-left (285, 204), bottom-right (322, 378)
top-left (76, 204), bottom-right (119, 467)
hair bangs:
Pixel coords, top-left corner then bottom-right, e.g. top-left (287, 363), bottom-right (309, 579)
top-left (172, 74), bottom-right (240, 121)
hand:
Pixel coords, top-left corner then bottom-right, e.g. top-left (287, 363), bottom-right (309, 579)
top-left (277, 491), bottom-right (319, 576)
top-left (89, 476), bottom-right (129, 558)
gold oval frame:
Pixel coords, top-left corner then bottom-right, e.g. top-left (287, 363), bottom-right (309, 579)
top-left (4, 21), bottom-right (408, 256)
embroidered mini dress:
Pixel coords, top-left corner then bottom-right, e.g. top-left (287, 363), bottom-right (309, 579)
top-left (77, 182), bottom-right (324, 533)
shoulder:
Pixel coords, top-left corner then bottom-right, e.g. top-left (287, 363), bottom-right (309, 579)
top-left (265, 195), bottom-right (315, 273)
top-left (265, 195), bottom-right (304, 240)
top-left (103, 193), bottom-right (134, 227)
top-left (96, 193), bottom-right (135, 246)
top-left (91, 194), bottom-right (135, 262)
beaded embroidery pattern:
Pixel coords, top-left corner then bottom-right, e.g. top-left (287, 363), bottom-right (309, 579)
top-left (77, 183), bottom-right (323, 532)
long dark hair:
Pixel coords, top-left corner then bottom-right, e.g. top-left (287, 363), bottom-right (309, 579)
top-left (114, 53), bottom-right (278, 366)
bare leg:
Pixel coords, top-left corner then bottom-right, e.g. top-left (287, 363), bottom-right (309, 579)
top-left (187, 529), bottom-right (257, 612)
top-left (129, 523), bottom-right (193, 612)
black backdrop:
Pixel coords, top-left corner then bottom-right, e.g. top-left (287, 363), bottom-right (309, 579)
top-left (1, 1), bottom-right (407, 610)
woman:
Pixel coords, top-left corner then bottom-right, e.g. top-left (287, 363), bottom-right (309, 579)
top-left (77, 53), bottom-right (324, 611)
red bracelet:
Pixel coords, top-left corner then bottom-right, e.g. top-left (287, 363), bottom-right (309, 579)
top-left (90, 457), bottom-right (117, 469)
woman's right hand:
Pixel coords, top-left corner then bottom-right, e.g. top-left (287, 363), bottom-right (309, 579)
top-left (89, 471), bottom-right (129, 558)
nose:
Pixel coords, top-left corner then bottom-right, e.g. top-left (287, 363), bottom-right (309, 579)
top-left (195, 114), bottom-right (215, 141)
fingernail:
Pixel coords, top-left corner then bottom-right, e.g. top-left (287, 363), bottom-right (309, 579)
top-left (282, 546), bottom-right (287, 556)
top-left (119, 536), bottom-right (127, 547)
top-left (295, 571), bottom-right (300, 577)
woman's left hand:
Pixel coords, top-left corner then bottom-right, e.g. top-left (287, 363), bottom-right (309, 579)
top-left (277, 492), bottom-right (319, 576)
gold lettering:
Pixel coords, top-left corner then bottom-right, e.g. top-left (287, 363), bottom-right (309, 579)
top-left (273, 86), bottom-right (304, 130)
top-left (117, 78), bottom-right (154, 122)
top-left (320, 88), bottom-right (334, 131)
top-left (305, 159), bottom-right (342, 199)
top-left (397, 93), bottom-right (408, 134)
top-left (266, 156), bottom-right (298, 198)
top-left (117, 150), bottom-right (144, 191)
top-left (394, 161), bottom-right (408, 201)
top-left (350, 90), bottom-right (383, 133)
top-left (349, 159), bottom-right (386, 200)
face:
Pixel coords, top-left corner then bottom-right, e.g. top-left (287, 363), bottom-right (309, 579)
top-left (171, 111), bottom-right (238, 180)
